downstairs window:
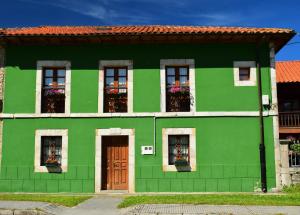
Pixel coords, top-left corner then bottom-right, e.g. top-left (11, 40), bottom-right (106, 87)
top-left (168, 135), bottom-right (190, 165)
top-left (41, 136), bottom-right (62, 167)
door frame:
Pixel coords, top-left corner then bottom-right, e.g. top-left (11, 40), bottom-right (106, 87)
top-left (95, 128), bottom-right (135, 193)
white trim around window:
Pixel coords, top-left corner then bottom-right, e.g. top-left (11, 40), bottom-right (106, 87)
top-left (98, 60), bottom-right (133, 114)
top-left (34, 129), bottom-right (68, 173)
top-left (162, 128), bottom-right (196, 172)
top-left (233, 61), bottom-right (257, 86)
top-left (160, 59), bottom-right (196, 113)
top-left (36, 61), bottom-right (71, 114)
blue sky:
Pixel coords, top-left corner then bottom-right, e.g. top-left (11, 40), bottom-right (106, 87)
top-left (1, 0), bottom-right (300, 60)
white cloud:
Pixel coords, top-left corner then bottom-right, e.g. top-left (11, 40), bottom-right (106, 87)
top-left (182, 12), bottom-right (243, 26)
top-left (18, 0), bottom-right (110, 20)
top-left (18, 0), bottom-right (155, 24)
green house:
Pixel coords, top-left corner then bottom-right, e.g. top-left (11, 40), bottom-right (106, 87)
top-left (0, 26), bottom-right (295, 193)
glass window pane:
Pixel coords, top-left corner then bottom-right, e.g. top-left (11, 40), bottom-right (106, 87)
top-left (180, 76), bottom-right (188, 85)
top-left (167, 67), bottom-right (175, 76)
top-left (45, 69), bottom-right (53, 77)
top-left (179, 67), bottom-right (188, 76)
top-left (167, 76), bottom-right (175, 85)
top-left (105, 77), bottom-right (114, 86)
top-left (118, 68), bottom-right (127, 76)
top-left (239, 67), bottom-right (250, 81)
top-left (119, 77), bottom-right (126, 86)
top-left (57, 69), bottom-right (66, 77)
top-left (106, 68), bottom-right (114, 76)
top-left (57, 78), bottom-right (65, 85)
top-left (44, 78), bottom-right (53, 86)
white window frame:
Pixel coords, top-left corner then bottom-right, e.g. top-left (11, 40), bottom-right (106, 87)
top-left (233, 61), bottom-right (257, 86)
top-left (160, 59), bottom-right (196, 113)
top-left (36, 61), bottom-right (71, 114)
top-left (34, 129), bottom-right (68, 172)
top-left (162, 128), bottom-right (196, 171)
top-left (98, 60), bottom-right (133, 114)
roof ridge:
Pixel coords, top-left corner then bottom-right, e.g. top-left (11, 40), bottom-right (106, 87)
top-left (0, 25), bottom-right (295, 31)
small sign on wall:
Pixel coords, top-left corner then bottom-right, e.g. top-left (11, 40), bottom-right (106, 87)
top-left (262, 95), bottom-right (270, 106)
top-left (141, 146), bottom-right (154, 155)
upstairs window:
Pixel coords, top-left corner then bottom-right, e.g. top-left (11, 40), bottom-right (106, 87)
top-left (41, 68), bottom-right (66, 113)
top-left (41, 136), bottom-right (62, 167)
top-left (233, 61), bottom-right (256, 86)
top-left (239, 67), bottom-right (251, 81)
top-left (104, 67), bottom-right (128, 113)
top-left (166, 66), bottom-right (190, 112)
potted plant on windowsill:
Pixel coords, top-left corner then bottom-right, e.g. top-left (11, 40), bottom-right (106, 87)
top-left (45, 159), bottom-right (59, 167)
top-left (174, 158), bottom-right (189, 166)
top-left (45, 142), bottom-right (60, 167)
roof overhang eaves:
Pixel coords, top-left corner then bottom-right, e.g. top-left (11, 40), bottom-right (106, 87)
top-left (0, 30), bottom-right (296, 52)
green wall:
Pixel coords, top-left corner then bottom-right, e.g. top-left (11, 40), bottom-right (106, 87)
top-left (4, 43), bottom-right (271, 113)
top-left (0, 117), bottom-right (275, 192)
top-left (0, 43), bottom-right (276, 192)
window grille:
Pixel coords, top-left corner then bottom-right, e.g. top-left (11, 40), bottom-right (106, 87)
top-left (40, 136), bottom-right (62, 166)
top-left (289, 140), bottom-right (300, 167)
top-left (168, 135), bottom-right (189, 165)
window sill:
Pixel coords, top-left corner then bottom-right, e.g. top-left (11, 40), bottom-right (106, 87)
top-left (163, 165), bottom-right (196, 172)
top-left (34, 165), bottom-right (67, 173)
top-left (0, 111), bottom-right (276, 118)
top-left (289, 167), bottom-right (300, 172)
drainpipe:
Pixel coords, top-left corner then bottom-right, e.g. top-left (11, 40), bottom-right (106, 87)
top-left (153, 116), bottom-right (156, 155)
top-left (256, 43), bottom-right (267, 193)
top-left (0, 45), bottom-right (4, 112)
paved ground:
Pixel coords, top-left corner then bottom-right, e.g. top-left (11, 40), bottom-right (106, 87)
top-left (55, 196), bottom-right (129, 215)
top-left (127, 204), bottom-right (300, 215)
top-left (0, 200), bottom-right (49, 209)
top-left (0, 197), bottom-right (128, 215)
top-left (1, 197), bottom-right (300, 215)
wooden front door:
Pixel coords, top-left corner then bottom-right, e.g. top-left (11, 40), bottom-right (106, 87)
top-left (102, 136), bottom-right (129, 190)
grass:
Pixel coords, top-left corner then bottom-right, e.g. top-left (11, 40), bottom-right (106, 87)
top-left (118, 193), bottom-right (300, 208)
top-left (119, 183), bottom-right (300, 208)
top-left (282, 183), bottom-right (300, 194)
top-left (0, 194), bottom-right (92, 207)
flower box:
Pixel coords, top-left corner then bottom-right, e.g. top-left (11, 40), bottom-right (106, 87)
top-left (45, 160), bottom-right (59, 167)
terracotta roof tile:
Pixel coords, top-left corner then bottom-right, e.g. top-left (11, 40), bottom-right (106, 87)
top-left (276, 61), bottom-right (300, 83)
top-left (1, 25), bottom-right (295, 36)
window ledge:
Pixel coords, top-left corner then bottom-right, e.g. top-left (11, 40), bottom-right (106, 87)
top-left (163, 164), bottom-right (196, 172)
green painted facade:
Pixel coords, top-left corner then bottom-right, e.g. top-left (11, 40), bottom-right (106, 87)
top-left (0, 43), bottom-right (276, 192)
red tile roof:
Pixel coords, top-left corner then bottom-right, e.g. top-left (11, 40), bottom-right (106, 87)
top-left (2, 25), bottom-right (294, 36)
top-left (276, 61), bottom-right (300, 83)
